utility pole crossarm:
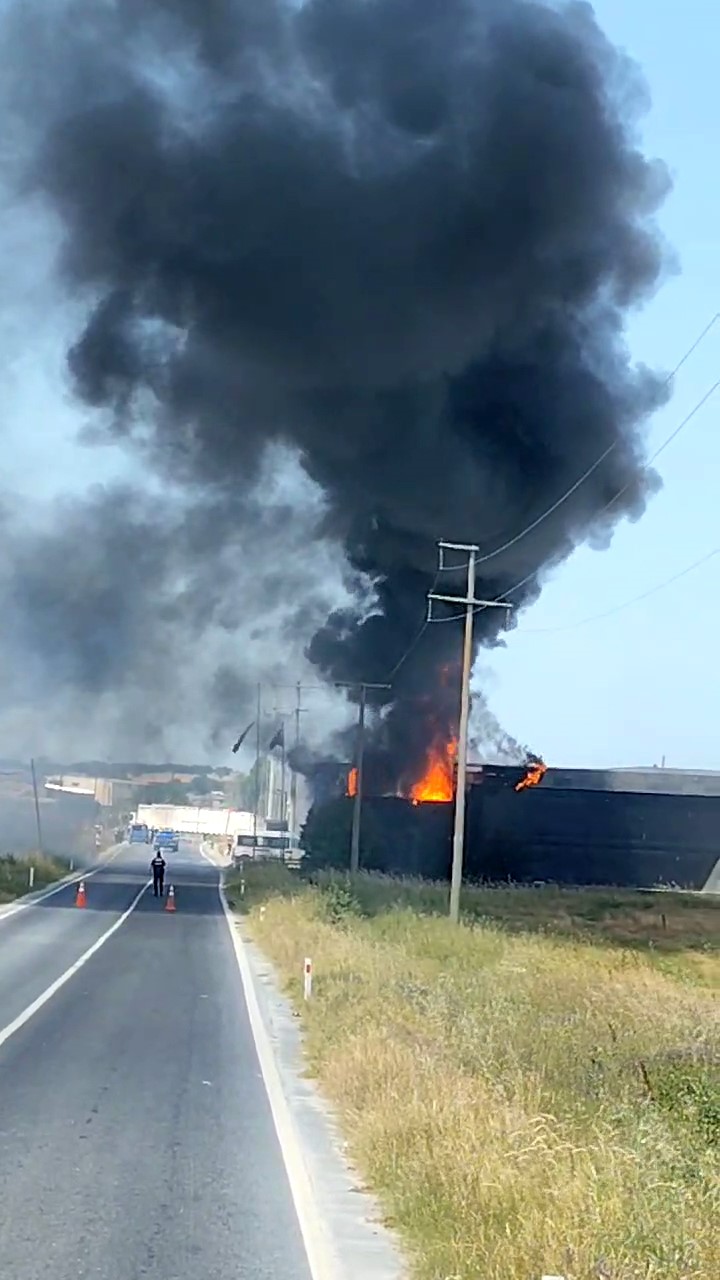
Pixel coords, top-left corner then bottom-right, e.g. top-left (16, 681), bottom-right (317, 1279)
top-left (428, 592), bottom-right (511, 608)
top-left (334, 681), bottom-right (391, 691)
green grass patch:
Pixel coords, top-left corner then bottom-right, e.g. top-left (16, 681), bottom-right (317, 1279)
top-left (0, 852), bottom-right (72, 904)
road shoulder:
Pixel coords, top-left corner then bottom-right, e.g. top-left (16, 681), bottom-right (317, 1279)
top-left (220, 882), bottom-right (407, 1280)
top-left (0, 842), bottom-right (126, 922)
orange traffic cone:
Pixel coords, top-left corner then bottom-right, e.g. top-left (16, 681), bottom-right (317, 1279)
top-left (75, 880), bottom-right (87, 908)
top-left (165, 885), bottom-right (176, 913)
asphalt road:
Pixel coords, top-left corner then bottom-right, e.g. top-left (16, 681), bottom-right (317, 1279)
top-left (0, 840), bottom-right (312, 1280)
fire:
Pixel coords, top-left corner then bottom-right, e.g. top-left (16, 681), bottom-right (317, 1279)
top-left (515, 759), bottom-right (547, 792)
top-left (346, 766), bottom-right (358, 797)
top-left (410, 739), bottom-right (457, 803)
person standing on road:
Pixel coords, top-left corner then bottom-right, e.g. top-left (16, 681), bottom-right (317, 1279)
top-left (151, 851), bottom-right (166, 898)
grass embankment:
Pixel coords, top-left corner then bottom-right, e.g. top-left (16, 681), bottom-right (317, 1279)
top-left (226, 865), bottom-right (720, 1280)
top-left (0, 852), bottom-right (72, 904)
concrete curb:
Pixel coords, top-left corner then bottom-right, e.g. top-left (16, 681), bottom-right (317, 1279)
top-left (220, 869), bottom-right (407, 1280)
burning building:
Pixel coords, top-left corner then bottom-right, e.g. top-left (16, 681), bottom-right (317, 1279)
top-left (303, 760), bottom-right (720, 891)
top-left (464, 764), bottom-right (720, 888)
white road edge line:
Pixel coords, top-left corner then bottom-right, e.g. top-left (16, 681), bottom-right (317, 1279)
top-left (0, 880), bottom-right (152, 1054)
top-left (0, 845), bottom-right (125, 925)
top-left (218, 876), bottom-right (339, 1280)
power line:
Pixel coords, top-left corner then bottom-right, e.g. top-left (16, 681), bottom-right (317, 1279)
top-left (514, 545), bottom-right (720, 634)
top-left (389, 368), bottom-right (720, 651)
top-left (359, 320), bottom-right (720, 677)
top-left (596, 376), bottom-right (720, 522)
top-left (429, 598), bottom-right (512, 624)
top-left (464, 443), bottom-right (616, 568)
top-left (497, 373), bottom-right (720, 608)
top-left (435, 534), bottom-right (720, 633)
top-left (444, 312), bottom-right (720, 571)
top-left (386, 567), bottom-right (440, 681)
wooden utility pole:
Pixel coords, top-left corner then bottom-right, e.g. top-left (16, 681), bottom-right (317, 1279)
top-left (30, 758), bottom-right (43, 856)
top-left (350, 686), bottom-right (367, 876)
top-left (253, 683), bottom-right (262, 851)
top-left (429, 542), bottom-right (512, 923)
top-left (334, 680), bottom-right (391, 874)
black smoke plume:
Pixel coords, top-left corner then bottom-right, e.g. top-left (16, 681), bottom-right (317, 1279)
top-left (1, 0), bottom-right (670, 778)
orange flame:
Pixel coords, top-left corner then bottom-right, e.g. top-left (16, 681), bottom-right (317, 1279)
top-left (410, 739), bottom-right (457, 803)
top-left (346, 767), bottom-right (358, 797)
top-left (515, 760), bottom-right (547, 792)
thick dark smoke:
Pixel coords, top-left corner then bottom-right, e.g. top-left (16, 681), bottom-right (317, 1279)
top-left (1, 0), bottom-right (670, 778)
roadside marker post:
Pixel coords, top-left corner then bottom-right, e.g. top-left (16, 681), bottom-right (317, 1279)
top-left (303, 957), bottom-right (313, 1001)
top-left (28, 866), bottom-right (35, 890)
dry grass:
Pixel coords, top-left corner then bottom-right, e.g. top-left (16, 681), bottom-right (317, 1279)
top-left (227, 865), bottom-right (720, 1280)
top-left (0, 851), bottom-right (71, 903)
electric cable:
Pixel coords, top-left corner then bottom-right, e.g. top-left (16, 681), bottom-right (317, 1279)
top-left (436, 312), bottom-right (720, 570)
top-left (514, 545), bottom-right (720, 633)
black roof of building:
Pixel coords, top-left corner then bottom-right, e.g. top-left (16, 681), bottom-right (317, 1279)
top-left (310, 758), bottom-right (720, 799)
top-left (467, 763), bottom-right (720, 797)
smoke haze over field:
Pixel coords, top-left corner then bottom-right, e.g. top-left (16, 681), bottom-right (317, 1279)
top-left (0, 0), bottom-right (671, 773)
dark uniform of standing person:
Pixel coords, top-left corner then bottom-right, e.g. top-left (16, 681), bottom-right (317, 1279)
top-left (151, 851), bottom-right (166, 898)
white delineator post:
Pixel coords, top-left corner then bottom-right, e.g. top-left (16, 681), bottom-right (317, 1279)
top-left (303, 957), bottom-right (313, 1001)
top-left (29, 865), bottom-right (35, 889)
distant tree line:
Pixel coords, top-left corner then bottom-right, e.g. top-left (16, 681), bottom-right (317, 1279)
top-left (30, 760), bottom-right (235, 780)
top-left (133, 770), bottom-right (257, 808)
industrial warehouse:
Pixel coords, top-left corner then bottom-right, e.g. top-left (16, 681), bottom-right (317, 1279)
top-left (306, 760), bottom-right (720, 891)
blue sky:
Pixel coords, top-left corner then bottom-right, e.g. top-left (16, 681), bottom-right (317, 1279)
top-left (488, 0), bottom-right (720, 770)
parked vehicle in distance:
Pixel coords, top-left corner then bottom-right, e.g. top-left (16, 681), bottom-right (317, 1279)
top-left (128, 822), bottom-right (150, 844)
top-left (154, 828), bottom-right (179, 853)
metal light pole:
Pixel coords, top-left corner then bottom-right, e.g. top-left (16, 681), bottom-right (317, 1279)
top-left (289, 682), bottom-right (302, 841)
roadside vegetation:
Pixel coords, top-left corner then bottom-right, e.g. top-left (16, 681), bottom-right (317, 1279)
top-left (0, 852), bottom-right (72, 904)
top-left (226, 864), bottom-right (720, 1280)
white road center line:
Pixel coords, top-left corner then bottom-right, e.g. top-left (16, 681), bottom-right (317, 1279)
top-left (0, 880), bottom-right (151, 1054)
